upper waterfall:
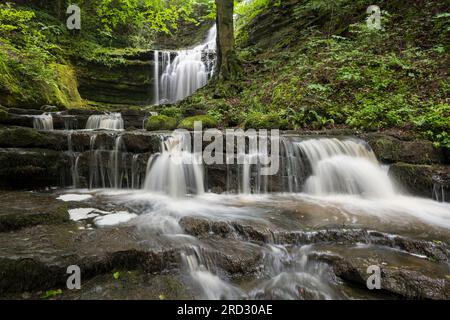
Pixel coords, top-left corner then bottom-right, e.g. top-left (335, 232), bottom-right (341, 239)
top-left (153, 25), bottom-right (217, 105)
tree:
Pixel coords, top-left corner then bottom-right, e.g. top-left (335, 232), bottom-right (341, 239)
top-left (215, 0), bottom-right (240, 81)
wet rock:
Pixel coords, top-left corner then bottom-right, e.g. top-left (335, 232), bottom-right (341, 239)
top-left (180, 217), bottom-right (449, 262)
top-left (364, 134), bottom-right (444, 164)
top-left (274, 229), bottom-right (449, 262)
top-left (57, 272), bottom-right (193, 300)
top-left (0, 224), bottom-right (179, 294)
top-left (179, 216), bottom-right (269, 242)
top-left (0, 127), bottom-right (67, 150)
top-left (0, 109), bottom-right (9, 123)
top-left (180, 216), bottom-right (212, 237)
top-left (121, 132), bottom-right (161, 153)
top-left (389, 163), bottom-right (450, 201)
top-left (312, 247), bottom-right (450, 299)
top-left (6, 108), bottom-right (43, 116)
top-left (215, 242), bottom-right (263, 276)
top-left (0, 192), bottom-right (69, 232)
top-left (0, 148), bottom-right (71, 189)
top-left (41, 105), bottom-right (59, 112)
top-left (77, 58), bottom-right (154, 106)
top-left (190, 239), bottom-right (263, 276)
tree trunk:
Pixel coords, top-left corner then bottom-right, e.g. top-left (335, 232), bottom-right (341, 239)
top-left (215, 0), bottom-right (238, 81)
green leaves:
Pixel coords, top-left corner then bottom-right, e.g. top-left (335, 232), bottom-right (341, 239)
top-left (42, 289), bottom-right (63, 299)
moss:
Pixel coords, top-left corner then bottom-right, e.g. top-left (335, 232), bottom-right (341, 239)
top-left (0, 205), bottom-right (69, 232)
top-left (50, 64), bottom-right (84, 109)
top-left (178, 115), bottom-right (218, 130)
top-left (145, 115), bottom-right (178, 131)
top-left (244, 111), bottom-right (289, 129)
top-left (159, 106), bottom-right (182, 119)
top-left (0, 127), bottom-right (65, 150)
top-left (0, 110), bottom-right (8, 123)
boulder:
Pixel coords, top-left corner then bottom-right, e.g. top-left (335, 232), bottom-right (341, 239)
top-left (312, 247), bottom-right (450, 299)
top-left (389, 163), bottom-right (450, 201)
top-left (364, 134), bottom-right (444, 164)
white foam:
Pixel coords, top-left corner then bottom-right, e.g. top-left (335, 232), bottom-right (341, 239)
top-left (94, 212), bottom-right (137, 227)
top-left (57, 194), bottom-right (93, 202)
top-left (68, 208), bottom-right (99, 221)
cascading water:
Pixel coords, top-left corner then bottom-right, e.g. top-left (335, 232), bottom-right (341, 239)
top-left (143, 133), bottom-right (205, 198)
top-left (32, 113), bottom-right (53, 131)
top-left (86, 113), bottom-right (124, 130)
top-left (61, 133), bottom-right (450, 300)
top-left (154, 25), bottom-right (217, 104)
top-left (292, 138), bottom-right (395, 197)
top-left (88, 133), bottom-right (132, 189)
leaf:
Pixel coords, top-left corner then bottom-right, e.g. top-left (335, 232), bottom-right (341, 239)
top-left (159, 294), bottom-right (166, 300)
top-left (42, 289), bottom-right (62, 299)
top-left (113, 271), bottom-right (120, 280)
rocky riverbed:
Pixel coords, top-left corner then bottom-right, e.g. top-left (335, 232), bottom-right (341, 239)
top-left (0, 108), bottom-right (449, 300)
top-left (0, 190), bottom-right (448, 300)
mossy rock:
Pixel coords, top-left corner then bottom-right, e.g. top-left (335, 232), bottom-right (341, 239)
top-left (0, 110), bottom-right (9, 123)
top-left (244, 111), bottom-right (289, 130)
top-left (0, 192), bottom-right (69, 232)
top-left (178, 115), bottom-right (218, 130)
top-left (145, 115), bottom-right (177, 131)
top-left (41, 105), bottom-right (59, 112)
top-left (0, 127), bottom-right (66, 150)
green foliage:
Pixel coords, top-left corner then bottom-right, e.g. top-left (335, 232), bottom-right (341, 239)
top-left (244, 111), bottom-right (288, 130)
top-left (183, 0), bottom-right (449, 149)
top-left (146, 115), bottom-right (178, 131)
top-left (160, 106), bottom-right (182, 119)
top-left (113, 271), bottom-right (120, 280)
top-left (0, 3), bottom-right (83, 107)
top-left (42, 289), bottom-right (62, 299)
top-left (74, 0), bottom-right (213, 48)
top-left (178, 115), bottom-right (218, 130)
top-left (413, 103), bottom-right (450, 148)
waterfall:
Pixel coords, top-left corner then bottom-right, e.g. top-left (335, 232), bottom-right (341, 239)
top-left (112, 135), bottom-right (125, 189)
top-left (32, 113), bottom-right (53, 131)
top-left (86, 113), bottom-right (124, 130)
top-left (143, 133), bottom-right (205, 198)
top-left (238, 134), bottom-right (269, 194)
top-left (67, 132), bottom-right (80, 188)
top-left (181, 246), bottom-right (243, 300)
top-left (285, 137), bottom-right (395, 198)
top-left (153, 50), bottom-right (160, 105)
top-left (155, 25), bottom-right (217, 104)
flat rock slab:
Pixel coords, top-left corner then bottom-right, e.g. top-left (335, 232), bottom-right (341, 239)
top-left (311, 245), bottom-right (450, 299)
top-left (0, 224), bottom-right (178, 294)
top-left (0, 192), bottom-right (69, 232)
top-left (8, 272), bottom-right (193, 300)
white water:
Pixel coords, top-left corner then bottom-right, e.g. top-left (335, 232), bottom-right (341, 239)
top-left (32, 113), bottom-right (53, 130)
top-left (143, 133), bottom-right (205, 198)
top-left (155, 25), bottom-right (217, 104)
top-left (153, 50), bottom-right (160, 105)
top-left (294, 138), bottom-right (394, 197)
top-left (86, 113), bottom-right (124, 130)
